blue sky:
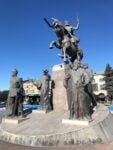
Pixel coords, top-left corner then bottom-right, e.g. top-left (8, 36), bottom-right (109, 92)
top-left (0, 0), bottom-right (113, 90)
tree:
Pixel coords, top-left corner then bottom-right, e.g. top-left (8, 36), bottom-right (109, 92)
top-left (104, 64), bottom-right (113, 98)
top-left (0, 90), bottom-right (9, 102)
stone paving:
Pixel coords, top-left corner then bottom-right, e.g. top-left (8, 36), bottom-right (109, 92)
top-left (0, 140), bottom-right (113, 150)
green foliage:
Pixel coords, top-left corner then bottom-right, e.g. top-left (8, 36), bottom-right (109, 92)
top-left (104, 64), bottom-right (113, 97)
top-left (0, 90), bottom-right (9, 102)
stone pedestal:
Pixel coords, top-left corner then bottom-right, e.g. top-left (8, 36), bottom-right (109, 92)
top-left (52, 64), bottom-right (68, 110)
top-left (2, 117), bottom-right (28, 124)
top-left (62, 119), bottom-right (89, 126)
top-left (1, 106), bottom-right (113, 147)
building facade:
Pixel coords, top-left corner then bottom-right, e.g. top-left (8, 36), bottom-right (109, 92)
top-left (23, 80), bottom-right (40, 96)
top-left (23, 72), bottom-right (107, 103)
top-left (92, 73), bottom-right (107, 96)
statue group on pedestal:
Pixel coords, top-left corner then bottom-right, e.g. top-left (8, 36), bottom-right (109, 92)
top-left (5, 17), bottom-right (96, 121)
top-left (6, 69), bottom-right (24, 118)
top-left (45, 17), bottom-right (97, 120)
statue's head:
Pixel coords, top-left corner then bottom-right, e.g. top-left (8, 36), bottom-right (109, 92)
top-left (64, 20), bottom-right (69, 26)
top-left (51, 18), bottom-right (61, 27)
top-left (52, 21), bottom-right (59, 27)
top-left (43, 69), bottom-right (48, 75)
top-left (11, 68), bottom-right (18, 77)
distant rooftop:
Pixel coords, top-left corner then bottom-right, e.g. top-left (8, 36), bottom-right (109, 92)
top-left (94, 72), bottom-right (104, 75)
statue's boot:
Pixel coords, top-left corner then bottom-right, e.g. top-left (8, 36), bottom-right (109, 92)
top-left (58, 54), bottom-right (71, 63)
top-left (58, 53), bottom-right (64, 58)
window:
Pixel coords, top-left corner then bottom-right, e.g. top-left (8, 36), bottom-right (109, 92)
top-left (30, 90), bottom-right (34, 93)
top-left (92, 79), bottom-right (95, 83)
top-left (100, 84), bottom-right (105, 90)
top-left (25, 90), bottom-right (28, 94)
top-left (99, 78), bottom-right (105, 82)
top-left (92, 84), bottom-right (98, 91)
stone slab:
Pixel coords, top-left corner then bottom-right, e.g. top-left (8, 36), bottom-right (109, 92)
top-left (32, 110), bottom-right (48, 114)
top-left (110, 111), bottom-right (113, 114)
top-left (52, 64), bottom-right (68, 110)
top-left (62, 119), bottom-right (89, 126)
top-left (2, 117), bottom-right (28, 124)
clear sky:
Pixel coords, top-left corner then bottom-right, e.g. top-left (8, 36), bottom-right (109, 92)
top-left (0, 0), bottom-right (113, 90)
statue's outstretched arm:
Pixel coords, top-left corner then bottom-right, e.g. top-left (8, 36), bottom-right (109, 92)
top-left (83, 72), bottom-right (90, 85)
top-left (73, 16), bottom-right (80, 30)
top-left (44, 18), bottom-right (52, 28)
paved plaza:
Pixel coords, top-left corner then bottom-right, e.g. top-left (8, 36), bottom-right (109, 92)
top-left (1, 108), bottom-right (113, 149)
top-left (0, 140), bottom-right (113, 150)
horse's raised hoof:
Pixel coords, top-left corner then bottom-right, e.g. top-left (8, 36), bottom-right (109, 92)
top-left (49, 46), bottom-right (53, 49)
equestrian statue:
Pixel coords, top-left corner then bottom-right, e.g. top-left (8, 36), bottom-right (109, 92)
top-left (44, 17), bottom-right (83, 64)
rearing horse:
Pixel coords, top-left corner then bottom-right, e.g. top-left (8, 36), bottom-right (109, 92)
top-left (44, 18), bottom-right (83, 63)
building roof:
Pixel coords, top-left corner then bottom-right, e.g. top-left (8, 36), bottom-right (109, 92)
top-left (94, 72), bottom-right (104, 75)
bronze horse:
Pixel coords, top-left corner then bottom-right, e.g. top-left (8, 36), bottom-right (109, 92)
top-left (44, 18), bottom-right (83, 63)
